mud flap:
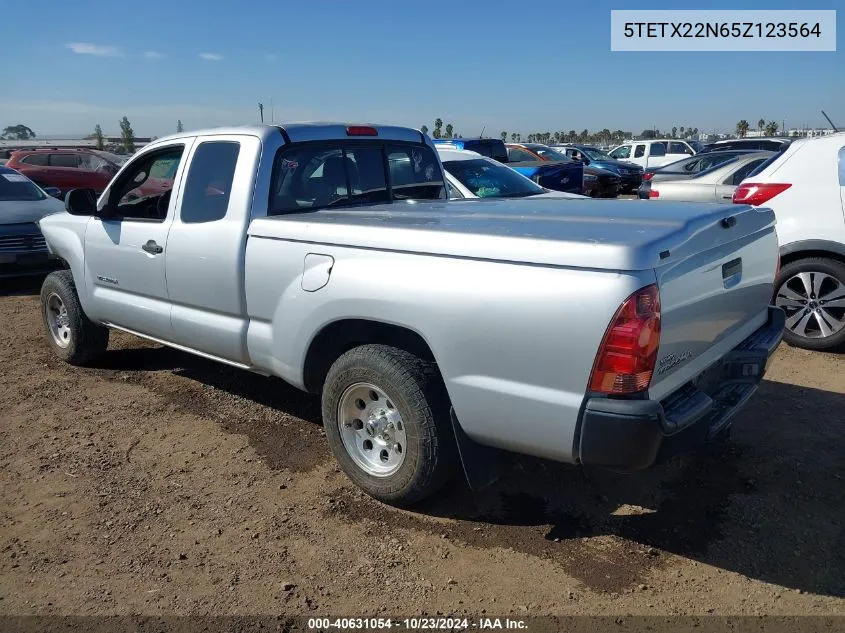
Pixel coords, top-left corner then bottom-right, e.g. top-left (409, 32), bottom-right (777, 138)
top-left (450, 408), bottom-right (504, 491)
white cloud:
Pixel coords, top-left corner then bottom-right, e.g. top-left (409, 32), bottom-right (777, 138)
top-left (144, 51), bottom-right (165, 60)
top-left (66, 42), bottom-right (121, 57)
top-left (199, 52), bottom-right (223, 61)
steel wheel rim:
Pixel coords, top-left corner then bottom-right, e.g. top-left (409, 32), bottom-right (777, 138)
top-left (337, 382), bottom-right (407, 477)
top-left (45, 293), bottom-right (71, 348)
top-left (776, 271), bottom-right (845, 339)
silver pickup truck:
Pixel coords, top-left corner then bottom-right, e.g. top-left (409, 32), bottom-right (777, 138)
top-left (37, 123), bottom-right (784, 507)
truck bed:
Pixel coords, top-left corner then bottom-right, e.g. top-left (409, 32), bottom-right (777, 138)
top-left (250, 198), bottom-right (775, 272)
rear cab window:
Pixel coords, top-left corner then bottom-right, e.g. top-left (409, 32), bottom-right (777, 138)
top-left (270, 141), bottom-right (444, 214)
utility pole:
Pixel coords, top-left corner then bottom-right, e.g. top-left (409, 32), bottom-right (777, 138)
top-left (270, 98), bottom-right (274, 123)
top-left (258, 102), bottom-right (264, 123)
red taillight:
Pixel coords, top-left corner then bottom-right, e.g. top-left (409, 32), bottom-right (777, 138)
top-left (589, 284), bottom-right (661, 395)
top-left (648, 189), bottom-right (659, 198)
top-left (642, 172), bottom-right (654, 181)
top-left (346, 125), bottom-right (378, 136)
top-left (732, 182), bottom-right (791, 206)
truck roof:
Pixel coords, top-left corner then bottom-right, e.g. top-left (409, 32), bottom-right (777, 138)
top-left (149, 123), bottom-right (427, 147)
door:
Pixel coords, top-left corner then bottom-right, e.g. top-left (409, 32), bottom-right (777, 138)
top-left (165, 135), bottom-right (256, 363)
top-left (631, 143), bottom-right (647, 168)
top-left (83, 142), bottom-right (191, 339)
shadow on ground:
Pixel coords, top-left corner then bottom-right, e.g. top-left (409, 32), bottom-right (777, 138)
top-left (90, 342), bottom-right (845, 597)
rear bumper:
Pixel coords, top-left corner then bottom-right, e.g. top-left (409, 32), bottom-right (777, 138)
top-left (578, 306), bottom-right (785, 471)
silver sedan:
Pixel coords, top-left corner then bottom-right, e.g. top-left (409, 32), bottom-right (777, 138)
top-left (639, 152), bottom-right (774, 202)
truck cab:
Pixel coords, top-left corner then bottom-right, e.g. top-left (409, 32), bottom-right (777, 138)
top-left (609, 140), bottom-right (696, 169)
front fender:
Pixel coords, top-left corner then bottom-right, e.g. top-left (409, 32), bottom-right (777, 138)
top-left (38, 212), bottom-right (91, 311)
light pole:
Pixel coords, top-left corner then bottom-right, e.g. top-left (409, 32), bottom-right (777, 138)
top-left (258, 102), bottom-right (264, 123)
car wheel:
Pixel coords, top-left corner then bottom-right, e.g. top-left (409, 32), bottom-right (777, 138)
top-left (321, 344), bottom-right (458, 507)
top-left (40, 270), bottom-right (109, 365)
top-left (775, 257), bottom-right (845, 351)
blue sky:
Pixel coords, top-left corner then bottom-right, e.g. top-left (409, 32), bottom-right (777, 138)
top-left (2, 0), bottom-right (842, 137)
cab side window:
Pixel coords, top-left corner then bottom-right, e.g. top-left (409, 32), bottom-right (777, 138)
top-left (180, 141), bottom-right (240, 224)
top-left (634, 145), bottom-right (646, 158)
top-left (649, 143), bottom-right (666, 157)
top-left (109, 146), bottom-right (185, 221)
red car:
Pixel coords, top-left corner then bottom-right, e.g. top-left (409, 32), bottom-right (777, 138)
top-left (5, 149), bottom-right (124, 198)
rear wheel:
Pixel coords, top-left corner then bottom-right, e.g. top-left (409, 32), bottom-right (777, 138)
top-left (321, 344), bottom-right (457, 507)
top-left (40, 271), bottom-right (109, 365)
top-left (775, 257), bottom-right (845, 351)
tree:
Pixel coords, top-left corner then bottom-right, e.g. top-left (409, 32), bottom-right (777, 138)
top-left (500, 131), bottom-right (507, 142)
top-left (94, 124), bottom-right (104, 150)
top-left (690, 127), bottom-right (699, 138)
top-left (671, 126), bottom-right (677, 139)
top-left (433, 118), bottom-right (443, 139)
top-left (1, 124), bottom-right (36, 140)
top-left (119, 116), bottom-right (135, 153)
top-left (735, 120), bottom-right (750, 138)
top-left (177, 119), bottom-right (184, 133)
top-left (510, 133), bottom-right (517, 142)
top-left (764, 120), bottom-right (779, 136)
top-left (758, 119), bottom-right (765, 134)
top-left (516, 133), bottom-right (521, 142)
top-left (444, 123), bottom-right (454, 139)
top-left (420, 125), bottom-right (429, 136)
top-left (679, 126), bottom-right (685, 138)
top-left (641, 129), bottom-right (656, 139)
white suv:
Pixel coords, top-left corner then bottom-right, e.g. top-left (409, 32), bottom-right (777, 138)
top-left (733, 132), bottom-right (845, 350)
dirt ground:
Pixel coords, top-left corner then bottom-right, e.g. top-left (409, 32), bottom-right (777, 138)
top-left (1, 277), bottom-right (843, 618)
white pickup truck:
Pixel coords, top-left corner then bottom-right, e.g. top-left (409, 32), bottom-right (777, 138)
top-left (37, 123), bottom-right (784, 506)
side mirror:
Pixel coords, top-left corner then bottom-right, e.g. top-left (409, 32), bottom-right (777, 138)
top-left (43, 186), bottom-right (62, 199)
top-left (64, 188), bottom-right (98, 216)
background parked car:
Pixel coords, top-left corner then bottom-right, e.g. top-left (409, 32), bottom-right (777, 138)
top-left (700, 137), bottom-right (791, 154)
top-left (0, 166), bottom-right (64, 278)
top-left (551, 144), bottom-right (643, 193)
top-left (639, 152), bottom-right (773, 202)
top-left (609, 139), bottom-right (696, 169)
top-left (506, 143), bottom-right (614, 196)
top-left (432, 137), bottom-right (509, 162)
top-left (437, 147), bottom-right (585, 200)
top-left (499, 143), bottom-right (584, 195)
top-left (643, 149), bottom-right (759, 183)
top-left (732, 132), bottom-right (845, 350)
top-left (5, 148), bottom-right (122, 198)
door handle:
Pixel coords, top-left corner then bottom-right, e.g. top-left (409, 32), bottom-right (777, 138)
top-left (142, 240), bottom-right (163, 254)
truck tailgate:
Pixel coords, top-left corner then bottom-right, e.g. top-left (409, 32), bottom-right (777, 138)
top-left (648, 205), bottom-right (779, 401)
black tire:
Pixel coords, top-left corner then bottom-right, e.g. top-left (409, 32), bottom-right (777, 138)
top-left (321, 344), bottom-right (458, 507)
top-left (40, 270), bottom-right (109, 365)
top-left (775, 257), bottom-right (845, 351)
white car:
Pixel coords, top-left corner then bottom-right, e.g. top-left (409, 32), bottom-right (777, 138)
top-left (436, 147), bottom-right (585, 200)
top-left (733, 132), bottom-right (845, 350)
top-left (609, 139), bottom-right (696, 169)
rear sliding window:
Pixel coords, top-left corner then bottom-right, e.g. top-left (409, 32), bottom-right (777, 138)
top-left (270, 142), bottom-right (444, 214)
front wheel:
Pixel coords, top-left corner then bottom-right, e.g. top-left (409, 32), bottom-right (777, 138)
top-left (321, 344), bottom-right (458, 507)
top-left (40, 271), bottom-right (109, 365)
top-left (775, 257), bottom-right (845, 351)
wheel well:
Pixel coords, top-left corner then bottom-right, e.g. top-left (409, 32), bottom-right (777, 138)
top-left (302, 319), bottom-right (436, 394)
top-left (780, 249), bottom-right (845, 269)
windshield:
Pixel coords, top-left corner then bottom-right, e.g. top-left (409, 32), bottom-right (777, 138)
top-left (0, 170), bottom-right (46, 201)
top-left (444, 158), bottom-right (545, 198)
top-left (580, 147), bottom-right (612, 161)
top-left (533, 147), bottom-right (574, 162)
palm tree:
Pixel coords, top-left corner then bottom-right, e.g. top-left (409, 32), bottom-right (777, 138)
top-left (501, 131), bottom-right (507, 142)
top-left (420, 125), bottom-right (428, 136)
top-left (679, 126), bottom-right (685, 138)
top-left (433, 118), bottom-right (443, 139)
top-left (765, 121), bottom-right (779, 136)
top-left (444, 123), bottom-right (454, 139)
top-left (735, 120), bottom-right (750, 138)
top-left (511, 133), bottom-right (517, 142)
top-left (758, 119), bottom-right (765, 134)
top-left (671, 126), bottom-right (677, 139)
